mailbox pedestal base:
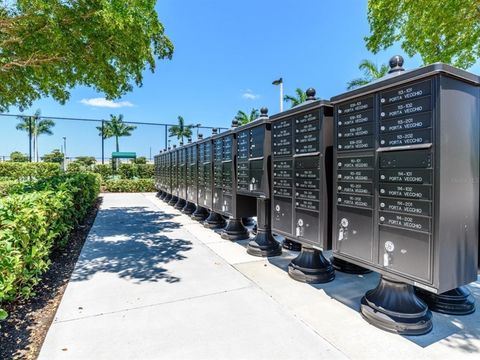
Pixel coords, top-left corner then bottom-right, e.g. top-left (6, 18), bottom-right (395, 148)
top-left (204, 211), bottom-right (226, 229)
top-left (168, 196), bottom-right (178, 206)
top-left (288, 247), bottom-right (334, 283)
top-left (242, 217), bottom-right (255, 226)
top-left (174, 198), bottom-right (186, 210)
top-left (332, 257), bottom-right (372, 274)
top-left (221, 218), bottom-right (250, 241)
top-left (164, 193), bottom-right (172, 202)
top-left (247, 199), bottom-right (281, 257)
top-left (192, 206), bottom-right (209, 221)
top-left (415, 286), bottom-right (475, 315)
top-left (282, 238), bottom-right (302, 251)
top-left (160, 192), bottom-right (167, 200)
top-left (181, 201), bottom-right (196, 215)
top-left (251, 223), bottom-right (257, 235)
top-left (247, 229), bottom-right (282, 257)
top-left (361, 276), bottom-right (432, 335)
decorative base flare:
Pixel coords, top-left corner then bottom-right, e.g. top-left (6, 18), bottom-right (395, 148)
top-left (159, 192), bottom-right (168, 200)
top-left (167, 196), bottom-right (178, 206)
top-left (242, 217), bottom-right (255, 226)
top-left (332, 257), bottom-right (372, 274)
top-left (415, 286), bottom-right (476, 315)
top-left (156, 191), bottom-right (163, 198)
top-left (361, 276), bottom-right (432, 335)
top-left (174, 198), bottom-right (186, 210)
top-left (221, 218), bottom-right (250, 241)
top-left (191, 206), bottom-right (209, 221)
top-left (181, 201), bottom-right (196, 215)
top-left (163, 193), bottom-right (172, 202)
top-left (288, 247), bottom-right (335, 283)
top-left (251, 224), bottom-right (257, 235)
top-left (247, 229), bottom-right (282, 257)
top-left (204, 211), bottom-right (226, 229)
top-left (282, 238), bottom-right (302, 251)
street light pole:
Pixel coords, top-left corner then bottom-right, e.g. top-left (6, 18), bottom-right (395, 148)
top-left (272, 77), bottom-right (284, 112)
top-left (63, 137), bottom-right (67, 170)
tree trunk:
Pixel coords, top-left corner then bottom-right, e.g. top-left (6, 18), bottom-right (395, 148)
top-left (116, 136), bottom-right (119, 152)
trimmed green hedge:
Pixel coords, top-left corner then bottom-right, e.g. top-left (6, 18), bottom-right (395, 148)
top-left (0, 173), bottom-right (100, 321)
top-left (0, 162), bottom-right (61, 180)
top-left (67, 162), bottom-right (154, 182)
top-left (102, 178), bottom-right (155, 192)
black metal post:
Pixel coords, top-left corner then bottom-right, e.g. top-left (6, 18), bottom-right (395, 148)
top-left (28, 116), bottom-right (32, 162)
top-left (101, 120), bottom-right (105, 164)
top-left (165, 125), bottom-right (168, 150)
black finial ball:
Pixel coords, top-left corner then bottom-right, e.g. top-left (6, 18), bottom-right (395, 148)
top-left (260, 107), bottom-right (268, 116)
top-left (231, 119), bottom-right (239, 128)
top-left (306, 88), bottom-right (316, 100)
top-left (388, 55), bottom-right (405, 73)
top-left (188, 138), bottom-right (192, 143)
top-left (198, 133), bottom-right (203, 139)
top-left (173, 144), bottom-right (176, 148)
top-left (212, 128), bottom-right (218, 134)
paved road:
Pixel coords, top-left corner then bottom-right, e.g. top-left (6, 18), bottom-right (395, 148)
top-left (39, 193), bottom-right (480, 359)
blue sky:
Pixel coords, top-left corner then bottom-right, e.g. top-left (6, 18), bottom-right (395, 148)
top-left (1, 0), bottom-right (479, 160)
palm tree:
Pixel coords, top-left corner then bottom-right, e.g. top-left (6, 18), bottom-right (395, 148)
top-left (284, 88), bottom-right (307, 108)
top-left (97, 114), bottom-right (137, 152)
top-left (347, 59), bottom-right (389, 90)
top-left (235, 108), bottom-right (259, 125)
top-left (16, 109), bottom-right (55, 162)
top-left (168, 116), bottom-right (193, 144)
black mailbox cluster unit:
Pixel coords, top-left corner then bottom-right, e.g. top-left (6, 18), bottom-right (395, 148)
top-left (212, 127), bottom-right (256, 240)
top-left (270, 94), bottom-right (335, 283)
top-left (155, 57), bottom-right (479, 336)
top-left (234, 109), bottom-right (282, 256)
top-left (331, 58), bottom-right (479, 334)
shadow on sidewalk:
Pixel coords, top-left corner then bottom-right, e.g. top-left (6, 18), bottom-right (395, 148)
top-left (71, 206), bottom-right (192, 284)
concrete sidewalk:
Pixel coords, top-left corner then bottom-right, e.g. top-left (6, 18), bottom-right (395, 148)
top-left (39, 193), bottom-right (480, 359)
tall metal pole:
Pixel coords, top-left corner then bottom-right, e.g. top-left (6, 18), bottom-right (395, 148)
top-left (101, 120), bottom-right (105, 164)
top-left (28, 116), bottom-right (32, 162)
top-left (164, 125), bottom-right (168, 150)
top-left (279, 81), bottom-right (284, 112)
top-left (63, 137), bottom-right (67, 170)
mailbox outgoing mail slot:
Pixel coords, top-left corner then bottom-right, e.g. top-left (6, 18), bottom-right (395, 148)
top-left (331, 56), bottom-right (479, 335)
top-left (270, 97), bottom-right (333, 251)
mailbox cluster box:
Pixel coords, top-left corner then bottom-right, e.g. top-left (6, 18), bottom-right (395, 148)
top-left (270, 100), bottom-right (334, 249)
top-left (197, 136), bottom-right (213, 209)
top-left (186, 142), bottom-right (198, 204)
top-left (331, 64), bottom-right (479, 293)
top-left (154, 154), bottom-right (160, 190)
top-left (171, 148), bottom-right (179, 198)
top-left (212, 130), bottom-right (235, 215)
top-left (235, 117), bottom-right (271, 198)
top-left (178, 146), bottom-right (187, 200)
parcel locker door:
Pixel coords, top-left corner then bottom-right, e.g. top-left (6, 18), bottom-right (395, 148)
top-left (336, 205), bottom-right (374, 262)
top-left (273, 197), bottom-right (293, 235)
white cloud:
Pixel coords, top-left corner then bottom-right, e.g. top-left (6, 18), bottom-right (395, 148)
top-left (241, 89), bottom-right (260, 100)
top-left (80, 97), bottom-right (134, 108)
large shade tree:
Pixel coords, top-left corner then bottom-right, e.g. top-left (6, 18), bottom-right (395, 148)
top-left (0, 1), bottom-right (174, 111)
top-left (235, 109), bottom-right (259, 125)
top-left (97, 114), bottom-right (137, 152)
top-left (347, 59), bottom-right (389, 90)
top-left (16, 109), bottom-right (55, 162)
top-left (284, 88), bottom-right (307, 108)
top-left (365, 0), bottom-right (480, 69)
top-left (168, 116), bottom-right (193, 144)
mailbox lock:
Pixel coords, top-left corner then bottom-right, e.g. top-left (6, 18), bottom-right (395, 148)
top-left (338, 174), bottom-right (342, 179)
top-left (380, 216), bottom-right (385, 222)
top-left (337, 162), bottom-right (342, 168)
top-left (385, 241), bottom-right (395, 252)
top-left (275, 204), bottom-right (280, 212)
top-left (297, 219), bottom-right (304, 226)
top-left (340, 218), bottom-right (349, 227)
top-left (380, 174), bottom-right (386, 180)
top-left (338, 186), bottom-right (342, 191)
top-left (338, 121), bottom-right (342, 126)
top-left (380, 202), bottom-right (385, 208)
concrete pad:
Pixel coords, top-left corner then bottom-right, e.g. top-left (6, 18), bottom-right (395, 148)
top-left (39, 287), bottom-right (346, 360)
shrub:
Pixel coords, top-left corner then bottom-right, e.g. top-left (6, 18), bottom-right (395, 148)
top-left (41, 149), bottom-right (64, 163)
top-left (93, 164), bottom-right (113, 180)
top-left (0, 162), bottom-right (61, 180)
top-left (0, 173), bottom-right (100, 321)
top-left (102, 178), bottom-right (155, 192)
top-left (10, 151), bottom-right (29, 162)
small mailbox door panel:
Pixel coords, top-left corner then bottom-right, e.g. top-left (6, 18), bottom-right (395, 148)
top-left (336, 206), bottom-right (373, 262)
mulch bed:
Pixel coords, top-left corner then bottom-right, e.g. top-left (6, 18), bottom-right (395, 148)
top-left (0, 198), bottom-right (102, 360)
